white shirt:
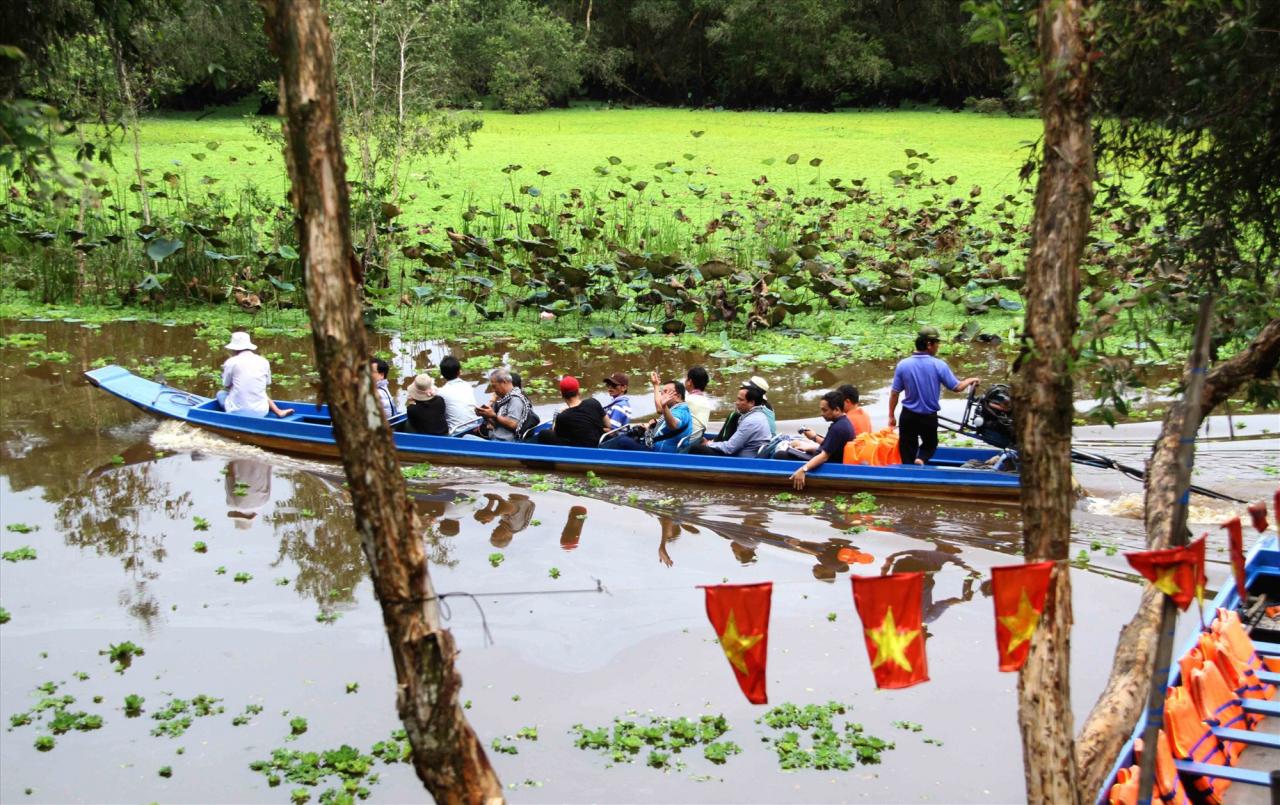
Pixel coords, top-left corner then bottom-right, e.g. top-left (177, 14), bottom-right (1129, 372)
top-left (438, 378), bottom-right (478, 431)
top-left (221, 351), bottom-right (272, 416)
top-left (685, 391), bottom-right (713, 432)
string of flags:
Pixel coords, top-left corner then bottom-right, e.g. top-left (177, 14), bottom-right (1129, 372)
top-left (702, 488), bottom-right (1278, 705)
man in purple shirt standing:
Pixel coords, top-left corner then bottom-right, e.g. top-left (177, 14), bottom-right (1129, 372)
top-left (887, 326), bottom-right (980, 465)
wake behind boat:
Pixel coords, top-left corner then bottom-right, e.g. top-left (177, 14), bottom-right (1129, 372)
top-left (84, 365), bottom-right (1021, 503)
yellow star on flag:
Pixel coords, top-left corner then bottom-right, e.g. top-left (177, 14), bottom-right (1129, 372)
top-left (718, 611), bottom-right (763, 674)
top-left (865, 606), bottom-right (919, 672)
top-left (1152, 566), bottom-right (1182, 596)
top-left (998, 588), bottom-right (1041, 655)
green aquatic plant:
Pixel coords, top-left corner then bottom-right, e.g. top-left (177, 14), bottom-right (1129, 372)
top-left (0, 607), bottom-right (10, 624)
top-left (150, 695), bottom-right (224, 738)
top-left (2, 547), bottom-right (37, 562)
top-left (124, 694), bottom-right (144, 716)
top-left (34, 736), bottom-right (55, 751)
top-left (571, 713), bottom-right (734, 769)
top-left (233, 572), bottom-right (253, 583)
top-left (757, 702), bottom-right (894, 770)
top-left (193, 541), bottom-right (207, 553)
top-left (488, 553), bottom-right (505, 568)
top-left (5, 523), bottom-right (36, 533)
top-left (193, 516), bottom-right (210, 531)
top-left (101, 641), bottom-right (144, 673)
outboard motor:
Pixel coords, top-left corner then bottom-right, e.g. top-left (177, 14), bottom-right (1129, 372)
top-left (966, 384), bottom-right (1016, 448)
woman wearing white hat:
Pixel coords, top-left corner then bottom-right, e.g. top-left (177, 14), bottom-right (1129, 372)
top-left (218, 331), bottom-right (293, 417)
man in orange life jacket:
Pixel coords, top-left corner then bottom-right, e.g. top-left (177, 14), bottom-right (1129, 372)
top-left (887, 327), bottom-right (979, 465)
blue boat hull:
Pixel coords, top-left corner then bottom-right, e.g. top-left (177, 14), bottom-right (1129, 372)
top-left (85, 365), bottom-right (1022, 502)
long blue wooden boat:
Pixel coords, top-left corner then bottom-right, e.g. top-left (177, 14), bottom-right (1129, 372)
top-left (85, 365), bottom-right (1022, 502)
top-left (1098, 531), bottom-right (1280, 803)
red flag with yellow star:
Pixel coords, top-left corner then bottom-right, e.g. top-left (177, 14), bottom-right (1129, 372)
top-left (1124, 536), bottom-right (1206, 611)
top-left (991, 561), bottom-right (1055, 672)
top-left (702, 582), bottom-right (771, 704)
top-left (1222, 516), bottom-right (1247, 603)
top-left (850, 573), bottom-right (928, 689)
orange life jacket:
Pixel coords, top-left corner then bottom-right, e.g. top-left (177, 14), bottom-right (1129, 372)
top-left (844, 427), bottom-right (901, 466)
top-left (1107, 765), bottom-right (1138, 805)
top-left (1198, 632), bottom-right (1269, 718)
top-left (1215, 607), bottom-right (1280, 680)
top-left (1163, 685), bottom-right (1230, 803)
top-left (1146, 730), bottom-right (1194, 805)
top-left (1190, 660), bottom-right (1249, 764)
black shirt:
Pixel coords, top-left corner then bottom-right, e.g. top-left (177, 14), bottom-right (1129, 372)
top-left (550, 398), bottom-right (605, 447)
top-left (404, 397), bottom-right (447, 436)
top-left (819, 415), bottom-right (855, 462)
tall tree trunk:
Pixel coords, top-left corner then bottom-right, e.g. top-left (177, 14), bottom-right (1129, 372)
top-left (1011, 0), bottom-right (1094, 801)
top-left (258, 2), bottom-right (504, 802)
top-left (1075, 315), bottom-right (1280, 796)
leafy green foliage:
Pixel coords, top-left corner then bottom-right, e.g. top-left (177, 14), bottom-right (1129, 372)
top-left (249, 731), bottom-right (411, 802)
top-left (2, 546), bottom-right (37, 562)
top-left (4, 522), bottom-right (36, 533)
top-left (488, 552), bottom-right (505, 568)
top-left (571, 713), bottom-right (734, 769)
top-left (757, 702), bottom-right (894, 769)
top-left (101, 641), bottom-right (144, 673)
top-left (193, 516), bottom-right (210, 531)
top-left (124, 694), bottom-right (145, 716)
top-left (150, 695), bottom-right (224, 738)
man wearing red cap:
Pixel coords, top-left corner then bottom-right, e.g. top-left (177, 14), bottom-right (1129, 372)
top-left (538, 375), bottom-right (606, 448)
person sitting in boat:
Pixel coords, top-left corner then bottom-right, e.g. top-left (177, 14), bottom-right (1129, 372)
top-left (786, 391), bottom-right (855, 490)
top-left (690, 383), bottom-right (770, 457)
top-left (606, 372), bottom-right (693, 452)
top-left (474, 368), bottom-right (530, 442)
top-left (217, 331), bottom-right (293, 418)
top-left (684, 365), bottom-right (713, 431)
top-left (601, 372), bottom-right (632, 430)
top-left (839, 384), bottom-right (872, 437)
top-left (401, 373), bottom-right (447, 435)
top-left (538, 375), bottom-right (605, 448)
top-left (437, 355), bottom-right (477, 432)
top-left (713, 376), bottom-right (776, 442)
top-left (370, 357), bottom-right (397, 420)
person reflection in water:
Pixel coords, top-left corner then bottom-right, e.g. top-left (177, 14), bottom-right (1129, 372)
top-left (474, 493), bottom-right (536, 548)
top-left (560, 505), bottom-right (588, 550)
top-left (225, 459), bottom-right (272, 530)
top-left (879, 541), bottom-right (984, 623)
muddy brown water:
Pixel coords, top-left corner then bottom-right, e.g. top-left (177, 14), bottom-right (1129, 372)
top-left (0, 318), bottom-right (1276, 803)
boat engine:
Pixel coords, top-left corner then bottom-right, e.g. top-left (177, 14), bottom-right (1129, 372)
top-left (966, 384), bottom-right (1016, 448)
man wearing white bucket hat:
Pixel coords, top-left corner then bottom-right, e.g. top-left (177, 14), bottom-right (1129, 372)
top-left (218, 331), bottom-right (293, 418)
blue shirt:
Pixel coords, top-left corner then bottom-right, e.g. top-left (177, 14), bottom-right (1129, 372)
top-left (652, 402), bottom-right (693, 453)
top-left (892, 353), bottom-right (960, 414)
top-left (603, 394), bottom-right (632, 428)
